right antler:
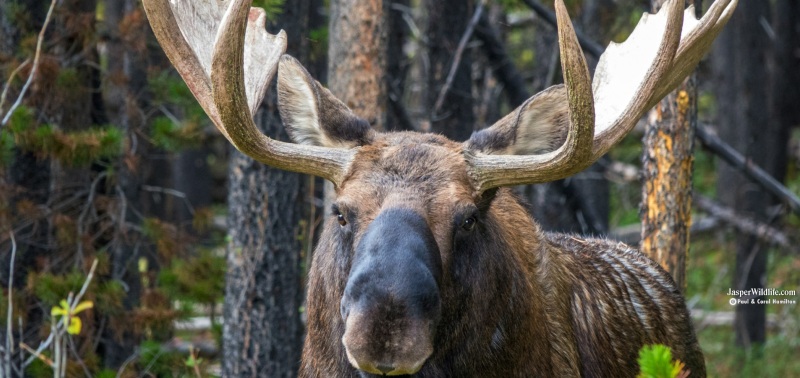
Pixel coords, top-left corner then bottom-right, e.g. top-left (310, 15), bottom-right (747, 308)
top-left (142, 0), bottom-right (355, 186)
top-left (466, 0), bottom-right (737, 192)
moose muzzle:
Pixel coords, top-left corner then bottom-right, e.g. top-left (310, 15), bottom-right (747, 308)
top-left (340, 208), bottom-right (442, 376)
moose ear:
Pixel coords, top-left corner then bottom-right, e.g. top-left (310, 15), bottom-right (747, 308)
top-left (277, 55), bottom-right (374, 148)
top-left (465, 86), bottom-right (569, 155)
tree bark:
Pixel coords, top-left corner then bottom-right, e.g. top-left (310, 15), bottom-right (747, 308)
top-left (222, 1), bottom-right (310, 376)
top-left (713, 0), bottom-right (779, 350)
top-left (328, 0), bottom-right (389, 131)
top-left (387, 0), bottom-right (413, 131)
top-left (425, 0), bottom-right (474, 141)
top-left (639, 0), bottom-right (699, 290)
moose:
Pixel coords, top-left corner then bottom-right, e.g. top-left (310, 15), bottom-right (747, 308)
top-left (143, 0), bottom-right (737, 376)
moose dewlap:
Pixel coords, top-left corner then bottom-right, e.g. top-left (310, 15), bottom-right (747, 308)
top-left (143, 0), bottom-right (737, 376)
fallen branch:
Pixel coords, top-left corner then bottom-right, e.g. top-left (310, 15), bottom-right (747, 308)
top-left (696, 125), bottom-right (800, 216)
top-left (611, 195), bottom-right (794, 250)
top-left (611, 216), bottom-right (720, 245)
top-left (691, 309), bottom-right (792, 330)
top-left (693, 194), bottom-right (793, 250)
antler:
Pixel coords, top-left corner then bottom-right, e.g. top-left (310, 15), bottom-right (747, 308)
top-left (466, 0), bottom-right (737, 192)
top-left (142, 0), bottom-right (355, 186)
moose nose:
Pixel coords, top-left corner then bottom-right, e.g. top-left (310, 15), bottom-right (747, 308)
top-left (341, 208), bottom-right (440, 376)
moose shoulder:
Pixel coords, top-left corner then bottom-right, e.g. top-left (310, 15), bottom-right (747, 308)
top-left (143, 0), bottom-right (738, 376)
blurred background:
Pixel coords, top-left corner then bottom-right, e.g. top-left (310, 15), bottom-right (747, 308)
top-left (0, 0), bottom-right (797, 376)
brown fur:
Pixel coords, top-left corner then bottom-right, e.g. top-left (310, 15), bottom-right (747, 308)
top-left (297, 132), bottom-right (705, 377)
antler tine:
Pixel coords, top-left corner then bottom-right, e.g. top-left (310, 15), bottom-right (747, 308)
top-left (653, 0), bottom-right (738, 104)
top-left (142, 0), bottom-right (223, 136)
top-left (592, 0), bottom-right (736, 158)
top-left (465, 0), bottom-right (596, 190)
top-left (143, 0), bottom-right (355, 186)
top-left (467, 0), bottom-right (736, 192)
top-left (590, 0), bottom-right (684, 156)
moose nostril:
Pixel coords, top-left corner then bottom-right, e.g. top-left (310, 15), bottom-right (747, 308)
top-left (340, 298), bottom-right (349, 321)
top-left (376, 364), bottom-right (395, 375)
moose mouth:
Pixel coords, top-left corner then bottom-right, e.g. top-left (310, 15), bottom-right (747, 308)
top-left (342, 313), bottom-right (433, 376)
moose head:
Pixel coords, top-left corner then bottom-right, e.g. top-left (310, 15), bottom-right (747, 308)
top-left (143, 0), bottom-right (736, 376)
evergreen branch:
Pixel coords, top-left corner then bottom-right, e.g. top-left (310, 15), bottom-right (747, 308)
top-left (0, 0), bottom-right (58, 127)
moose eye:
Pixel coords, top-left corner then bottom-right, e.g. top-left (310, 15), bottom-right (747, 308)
top-left (332, 205), bottom-right (348, 227)
top-left (461, 216), bottom-right (477, 232)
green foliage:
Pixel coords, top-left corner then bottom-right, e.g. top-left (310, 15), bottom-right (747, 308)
top-left (135, 340), bottom-right (207, 377)
top-left (700, 328), bottom-right (800, 377)
top-left (56, 67), bottom-right (81, 89)
top-left (26, 358), bottom-right (52, 378)
top-left (94, 369), bottom-right (118, 378)
top-left (5, 105), bottom-right (123, 166)
top-left (309, 25), bottom-right (329, 63)
top-left (637, 344), bottom-right (684, 378)
top-left (149, 72), bottom-right (204, 118)
top-left (95, 280), bottom-right (126, 315)
top-left (151, 116), bottom-right (204, 152)
top-left (158, 250), bottom-right (226, 306)
top-left (692, 148), bottom-right (717, 198)
top-left (148, 72), bottom-right (208, 151)
top-left (608, 134), bottom-right (643, 227)
top-left (6, 104), bottom-right (34, 133)
top-left (252, 0), bottom-right (284, 20)
top-left (0, 129), bottom-right (14, 166)
top-left (29, 270), bottom-right (89, 308)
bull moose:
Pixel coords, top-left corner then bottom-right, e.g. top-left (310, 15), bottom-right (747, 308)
top-left (142, 0), bottom-right (737, 376)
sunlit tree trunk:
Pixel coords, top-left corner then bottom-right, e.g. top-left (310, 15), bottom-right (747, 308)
top-left (328, 0), bottom-right (389, 131)
top-left (325, 0), bottom-right (389, 212)
top-left (639, 0), bottom-right (700, 290)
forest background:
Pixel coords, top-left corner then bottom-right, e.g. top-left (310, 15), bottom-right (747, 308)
top-left (0, 0), bottom-right (798, 376)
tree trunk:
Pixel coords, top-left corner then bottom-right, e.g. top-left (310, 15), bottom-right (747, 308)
top-left (328, 0), bottom-right (389, 131)
top-left (387, 0), bottom-right (414, 131)
top-left (713, 0), bottom-right (780, 350)
top-left (639, 0), bottom-right (699, 290)
top-left (101, 0), bottom-right (157, 367)
top-left (222, 1), bottom-right (311, 376)
top-left (325, 0), bottom-right (390, 212)
top-left (425, 0), bottom-right (474, 141)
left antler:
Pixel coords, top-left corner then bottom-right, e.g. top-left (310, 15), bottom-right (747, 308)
top-left (466, 0), bottom-right (738, 192)
top-left (142, 0), bottom-right (356, 186)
